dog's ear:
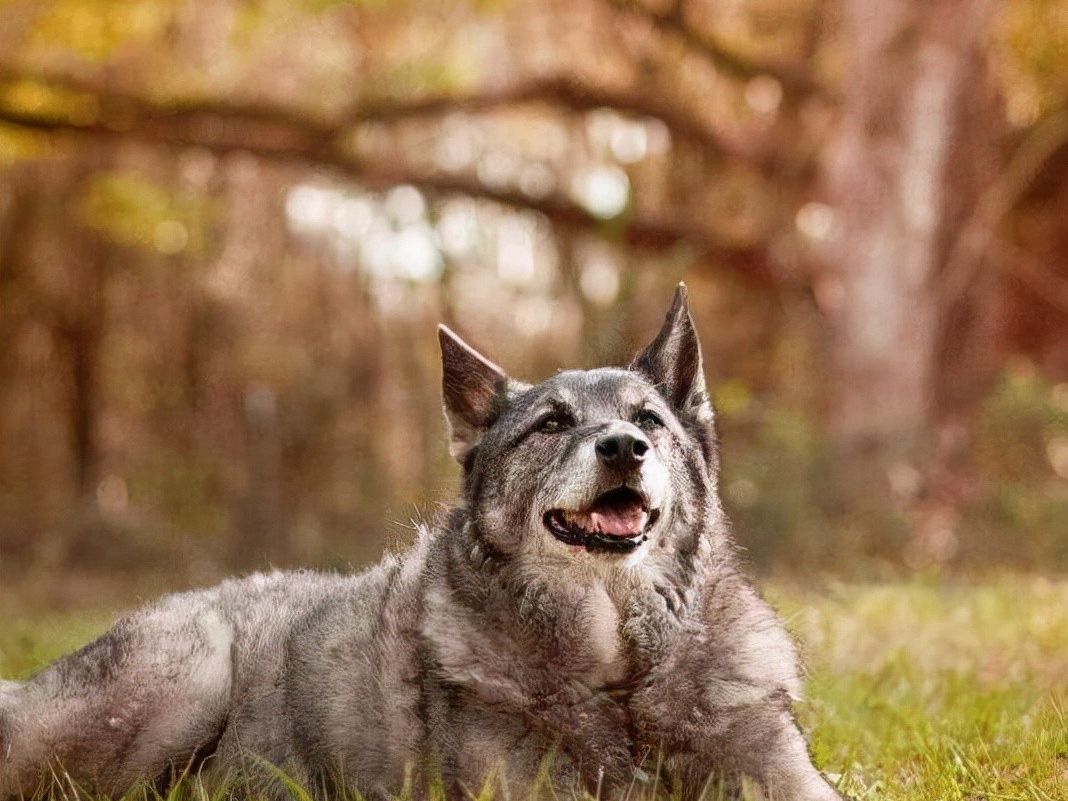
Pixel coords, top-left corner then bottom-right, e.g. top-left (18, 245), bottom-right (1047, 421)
top-left (630, 283), bottom-right (713, 424)
top-left (438, 325), bottom-right (514, 462)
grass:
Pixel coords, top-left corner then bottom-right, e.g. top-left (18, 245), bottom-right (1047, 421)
top-left (772, 577), bottom-right (1068, 800)
top-left (2, 576), bottom-right (1067, 800)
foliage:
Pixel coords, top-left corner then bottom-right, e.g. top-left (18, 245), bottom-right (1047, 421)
top-left (962, 366), bottom-right (1068, 568)
top-left (709, 363), bottom-right (1068, 574)
top-left (80, 171), bottom-right (215, 256)
top-left (994, 0), bottom-right (1068, 124)
top-left (0, 0), bottom-right (1067, 579)
top-left (27, 0), bottom-right (183, 63)
top-left (718, 386), bottom-right (913, 572)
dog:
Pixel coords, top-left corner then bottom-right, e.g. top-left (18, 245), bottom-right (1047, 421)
top-left (0, 285), bottom-right (842, 801)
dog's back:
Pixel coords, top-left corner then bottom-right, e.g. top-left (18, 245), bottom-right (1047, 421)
top-left (0, 532), bottom-right (607, 800)
top-left (0, 568), bottom-right (411, 797)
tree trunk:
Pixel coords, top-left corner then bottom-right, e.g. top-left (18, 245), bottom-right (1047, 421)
top-left (62, 197), bottom-right (109, 501)
top-left (818, 0), bottom-right (996, 444)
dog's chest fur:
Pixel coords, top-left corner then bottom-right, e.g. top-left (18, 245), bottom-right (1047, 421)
top-left (426, 572), bottom-right (632, 691)
top-left (581, 580), bottom-right (626, 685)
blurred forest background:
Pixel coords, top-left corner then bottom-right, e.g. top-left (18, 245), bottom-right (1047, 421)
top-left (1, 0), bottom-right (1067, 598)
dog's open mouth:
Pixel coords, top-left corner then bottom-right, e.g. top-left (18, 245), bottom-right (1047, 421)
top-left (543, 487), bottom-right (660, 554)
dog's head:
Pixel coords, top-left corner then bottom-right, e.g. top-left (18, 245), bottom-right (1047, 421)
top-left (440, 284), bottom-right (720, 570)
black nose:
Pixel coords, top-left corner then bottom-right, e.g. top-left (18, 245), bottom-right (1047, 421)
top-left (595, 431), bottom-right (650, 470)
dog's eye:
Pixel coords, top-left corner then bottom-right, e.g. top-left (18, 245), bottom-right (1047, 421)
top-left (537, 412), bottom-right (574, 433)
top-left (635, 409), bottom-right (665, 429)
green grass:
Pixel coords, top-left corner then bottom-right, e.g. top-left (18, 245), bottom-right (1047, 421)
top-left (773, 577), bottom-right (1068, 800)
top-left (3, 577), bottom-right (1067, 800)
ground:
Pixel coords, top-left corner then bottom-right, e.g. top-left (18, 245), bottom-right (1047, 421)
top-left (2, 575), bottom-right (1066, 800)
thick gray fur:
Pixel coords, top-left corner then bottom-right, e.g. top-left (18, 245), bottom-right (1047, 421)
top-left (0, 286), bottom-right (842, 801)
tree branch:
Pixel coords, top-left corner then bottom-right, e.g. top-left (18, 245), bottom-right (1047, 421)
top-left (989, 238), bottom-right (1068, 316)
top-left (942, 109), bottom-right (1068, 307)
top-left (604, 0), bottom-right (826, 97)
top-left (0, 101), bottom-right (773, 279)
top-left (348, 76), bottom-right (780, 171)
top-left (356, 167), bottom-right (769, 272)
top-left (0, 65), bottom-right (780, 171)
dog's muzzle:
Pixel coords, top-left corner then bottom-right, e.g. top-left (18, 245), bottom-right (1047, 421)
top-left (543, 486), bottom-right (660, 554)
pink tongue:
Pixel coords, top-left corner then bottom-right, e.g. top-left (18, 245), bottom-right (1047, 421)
top-left (589, 505), bottom-right (647, 538)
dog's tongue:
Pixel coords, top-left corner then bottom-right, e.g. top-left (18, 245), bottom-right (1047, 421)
top-left (589, 493), bottom-right (647, 538)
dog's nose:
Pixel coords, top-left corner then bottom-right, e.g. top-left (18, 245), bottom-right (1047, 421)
top-left (595, 431), bottom-right (650, 470)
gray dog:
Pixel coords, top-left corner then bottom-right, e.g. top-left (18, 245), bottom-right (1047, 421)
top-left (0, 286), bottom-right (841, 801)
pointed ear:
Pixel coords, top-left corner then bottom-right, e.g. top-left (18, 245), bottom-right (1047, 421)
top-left (630, 283), bottom-right (712, 423)
top-left (438, 324), bottom-right (513, 462)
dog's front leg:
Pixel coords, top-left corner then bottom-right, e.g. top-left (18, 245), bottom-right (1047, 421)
top-left (521, 682), bottom-right (638, 796)
top-left (638, 688), bottom-right (842, 801)
top-left (627, 576), bottom-right (843, 801)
